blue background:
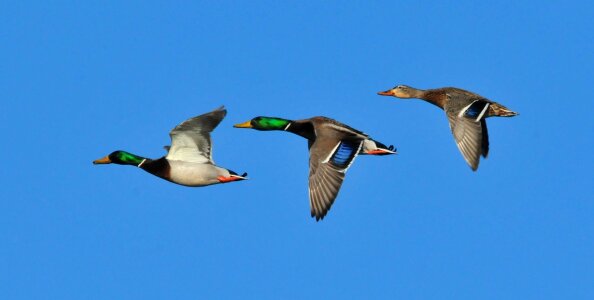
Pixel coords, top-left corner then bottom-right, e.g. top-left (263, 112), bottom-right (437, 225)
top-left (2, 1), bottom-right (593, 299)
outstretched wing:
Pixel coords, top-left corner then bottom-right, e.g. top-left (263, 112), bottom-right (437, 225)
top-left (445, 98), bottom-right (490, 171)
top-left (308, 138), bottom-right (363, 221)
top-left (166, 106), bottom-right (226, 164)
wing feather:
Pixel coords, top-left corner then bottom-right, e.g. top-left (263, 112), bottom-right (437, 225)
top-left (446, 110), bottom-right (485, 171)
top-left (308, 139), bottom-right (362, 220)
top-left (166, 106), bottom-right (226, 164)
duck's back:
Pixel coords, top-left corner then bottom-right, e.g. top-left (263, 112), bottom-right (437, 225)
top-left (308, 116), bottom-right (368, 140)
top-left (441, 87), bottom-right (490, 103)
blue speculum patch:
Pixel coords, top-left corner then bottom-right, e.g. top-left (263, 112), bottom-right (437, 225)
top-left (331, 142), bottom-right (358, 168)
top-left (465, 101), bottom-right (489, 119)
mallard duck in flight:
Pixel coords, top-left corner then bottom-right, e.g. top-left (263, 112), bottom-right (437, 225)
top-left (378, 85), bottom-right (518, 171)
top-left (234, 115), bottom-right (395, 221)
top-left (93, 106), bottom-right (247, 186)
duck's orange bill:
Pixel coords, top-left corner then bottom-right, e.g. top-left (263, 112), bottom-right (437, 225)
top-left (377, 90), bottom-right (394, 96)
top-left (93, 156), bottom-right (112, 164)
top-left (233, 120), bottom-right (253, 128)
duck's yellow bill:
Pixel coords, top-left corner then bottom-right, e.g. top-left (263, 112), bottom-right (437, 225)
top-left (233, 120), bottom-right (253, 128)
top-left (93, 156), bottom-right (112, 164)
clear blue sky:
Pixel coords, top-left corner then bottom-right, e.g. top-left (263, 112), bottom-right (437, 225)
top-left (2, 1), bottom-right (593, 299)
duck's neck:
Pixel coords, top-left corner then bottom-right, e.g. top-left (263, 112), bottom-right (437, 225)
top-left (138, 157), bottom-right (169, 178)
top-left (417, 88), bottom-right (446, 109)
top-left (284, 120), bottom-right (315, 140)
top-left (406, 87), bottom-right (426, 99)
top-left (117, 151), bottom-right (148, 167)
top-left (122, 153), bottom-right (169, 178)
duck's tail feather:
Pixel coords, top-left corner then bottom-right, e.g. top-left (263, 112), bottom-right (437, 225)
top-left (489, 102), bottom-right (519, 117)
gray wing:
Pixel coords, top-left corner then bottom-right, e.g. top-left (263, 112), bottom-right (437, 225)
top-left (166, 106), bottom-right (226, 164)
top-left (308, 137), bottom-right (362, 221)
top-left (445, 108), bottom-right (487, 171)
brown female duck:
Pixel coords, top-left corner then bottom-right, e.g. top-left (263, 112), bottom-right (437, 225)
top-left (378, 85), bottom-right (518, 171)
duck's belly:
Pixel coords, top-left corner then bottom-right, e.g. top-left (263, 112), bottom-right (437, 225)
top-left (167, 161), bottom-right (224, 187)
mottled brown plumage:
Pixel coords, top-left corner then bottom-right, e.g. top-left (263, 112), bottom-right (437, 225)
top-left (378, 85), bottom-right (518, 171)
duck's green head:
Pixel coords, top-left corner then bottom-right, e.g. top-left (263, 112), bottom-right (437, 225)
top-left (377, 84), bottom-right (417, 98)
top-left (233, 117), bottom-right (292, 131)
top-left (93, 150), bottom-right (146, 166)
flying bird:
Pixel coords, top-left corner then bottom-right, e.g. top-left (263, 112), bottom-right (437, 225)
top-left (234, 116), bottom-right (395, 221)
top-left (378, 85), bottom-right (518, 171)
top-left (93, 106), bottom-right (247, 186)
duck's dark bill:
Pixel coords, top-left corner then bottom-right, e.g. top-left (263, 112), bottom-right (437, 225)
top-left (93, 156), bottom-right (112, 164)
top-left (233, 121), bottom-right (253, 128)
top-left (377, 90), bottom-right (394, 96)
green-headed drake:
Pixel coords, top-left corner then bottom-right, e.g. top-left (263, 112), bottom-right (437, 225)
top-left (93, 106), bottom-right (247, 186)
top-left (234, 116), bottom-right (396, 221)
top-left (378, 85), bottom-right (518, 171)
